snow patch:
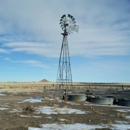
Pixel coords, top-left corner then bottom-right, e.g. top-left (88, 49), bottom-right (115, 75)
top-left (45, 116), bottom-right (52, 119)
top-left (1, 104), bottom-right (9, 107)
top-left (0, 107), bottom-right (8, 110)
top-left (9, 109), bottom-right (21, 113)
top-left (116, 109), bottom-right (130, 112)
top-left (125, 116), bottom-right (130, 119)
top-left (23, 97), bottom-right (43, 103)
top-left (28, 123), bottom-right (130, 130)
top-left (28, 123), bottom-right (107, 130)
top-left (0, 94), bottom-right (5, 96)
top-left (115, 121), bottom-right (129, 124)
top-left (20, 115), bottom-right (29, 118)
top-left (59, 118), bottom-right (66, 121)
top-left (33, 116), bottom-right (42, 118)
top-left (20, 115), bottom-right (42, 118)
top-left (66, 102), bottom-right (80, 105)
top-left (36, 106), bottom-right (86, 115)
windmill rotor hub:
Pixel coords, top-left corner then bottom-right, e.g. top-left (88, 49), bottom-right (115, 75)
top-left (64, 23), bottom-right (69, 27)
top-left (60, 14), bottom-right (79, 34)
top-left (61, 33), bottom-right (68, 36)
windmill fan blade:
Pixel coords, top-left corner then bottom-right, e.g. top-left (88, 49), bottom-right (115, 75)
top-left (60, 21), bottom-right (64, 24)
top-left (61, 14), bottom-right (66, 18)
top-left (63, 15), bottom-right (66, 19)
top-left (72, 18), bottom-right (75, 21)
top-left (67, 16), bottom-right (71, 21)
top-left (62, 18), bottom-right (66, 22)
top-left (74, 25), bottom-right (79, 32)
top-left (60, 19), bottom-right (66, 24)
top-left (60, 19), bottom-right (65, 23)
top-left (73, 21), bottom-right (76, 23)
top-left (61, 25), bottom-right (64, 28)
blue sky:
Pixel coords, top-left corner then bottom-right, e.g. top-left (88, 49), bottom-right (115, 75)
top-left (0, 0), bottom-right (130, 82)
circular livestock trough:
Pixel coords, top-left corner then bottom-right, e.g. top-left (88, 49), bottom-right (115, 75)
top-left (67, 94), bottom-right (86, 101)
top-left (88, 96), bottom-right (114, 105)
top-left (118, 98), bottom-right (130, 106)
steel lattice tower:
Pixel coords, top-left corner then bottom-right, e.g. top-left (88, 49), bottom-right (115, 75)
top-left (56, 32), bottom-right (72, 89)
top-left (56, 14), bottom-right (79, 96)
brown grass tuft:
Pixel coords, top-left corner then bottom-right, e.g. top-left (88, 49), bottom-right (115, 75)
top-left (121, 113), bottom-right (126, 118)
top-left (117, 112), bottom-right (121, 117)
top-left (44, 97), bottom-right (50, 101)
top-left (108, 120), bottom-right (113, 127)
top-left (22, 104), bottom-right (35, 115)
top-left (63, 105), bottom-right (68, 108)
top-left (117, 112), bottom-right (126, 118)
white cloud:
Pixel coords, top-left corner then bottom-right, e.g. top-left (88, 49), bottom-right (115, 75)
top-left (4, 58), bottom-right (11, 61)
top-left (3, 56), bottom-right (49, 69)
top-left (3, 42), bottom-right (59, 58)
top-left (0, 48), bottom-right (9, 53)
top-left (12, 60), bottom-right (49, 68)
top-left (0, 0), bottom-right (130, 58)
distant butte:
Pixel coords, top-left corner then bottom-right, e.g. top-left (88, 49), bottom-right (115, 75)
top-left (39, 79), bottom-right (49, 82)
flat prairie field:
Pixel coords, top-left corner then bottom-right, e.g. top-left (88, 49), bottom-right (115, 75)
top-left (0, 82), bottom-right (130, 130)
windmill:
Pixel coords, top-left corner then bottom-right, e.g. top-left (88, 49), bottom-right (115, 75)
top-left (56, 14), bottom-right (79, 98)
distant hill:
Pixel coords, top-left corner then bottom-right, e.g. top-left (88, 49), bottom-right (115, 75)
top-left (39, 79), bottom-right (49, 82)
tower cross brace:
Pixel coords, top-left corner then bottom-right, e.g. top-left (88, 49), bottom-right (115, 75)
top-left (56, 32), bottom-right (73, 95)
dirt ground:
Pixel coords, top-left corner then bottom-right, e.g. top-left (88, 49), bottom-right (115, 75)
top-left (0, 83), bottom-right (130, 130)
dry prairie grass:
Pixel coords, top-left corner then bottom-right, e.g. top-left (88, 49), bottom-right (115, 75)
top-left (52, 105), bottom-right (61, 114)
top-left (108, 120), bottom-right (113, 127)
top-left (22, 104), bottom-right (35, 115)
top-left (52, 105), bottom-right (58, 110)
top-left (121, 113), bottom-right (126, 118)
top-left (128, 119), bottom-right (130, 123)
top-left (117, 112), bottom-right (126, 118)
top-left (56, 108), bottom-right (61, 114)
top-left (65, 108), bottom-right (69, 113)
top-left (44, 97), bottom-right (50, 101)
top-left (70, 119), bottom-right (75, 124)
top-left (0, 82), bottom-right (130, 93)
top-left (63, 105), bottom-right (68, 108)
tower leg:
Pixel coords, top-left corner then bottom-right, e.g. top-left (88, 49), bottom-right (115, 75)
top-left (56, 33), bottom-right (73, 99)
